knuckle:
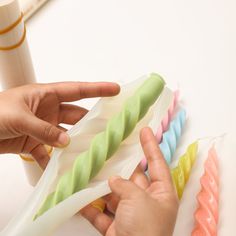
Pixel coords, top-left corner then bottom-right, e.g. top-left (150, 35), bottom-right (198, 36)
top-left (130, 186), bottom-right (144, 199)
top-left (77, 85), bottom-right (86, 98)
top-left (97, 86), bottom-right (103, 97)
top-left (43, 125), bottom-right (56, 141)
top-left (24, 83), bottom-right (41, 94)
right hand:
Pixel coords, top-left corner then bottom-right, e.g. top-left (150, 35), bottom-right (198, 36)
top-left (81, 127), bottom-right (179, 236)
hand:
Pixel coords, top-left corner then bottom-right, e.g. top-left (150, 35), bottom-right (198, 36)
top-left (81, 127), bottom-right (179, 236)
top-left (0, 82), bottom-right (120, 168)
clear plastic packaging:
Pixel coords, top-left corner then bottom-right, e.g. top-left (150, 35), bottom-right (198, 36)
top-left (0, 76), bottom-right (173, 236)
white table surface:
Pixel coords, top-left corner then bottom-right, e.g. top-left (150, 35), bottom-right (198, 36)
top-left (0, 0), bottom-right (236, 235)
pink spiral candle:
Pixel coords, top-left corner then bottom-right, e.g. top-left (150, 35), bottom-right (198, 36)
top-left (192, 146), bottom-right (219, 236)
top-left (141, 90), bottom-right (179, 170)
top-left (156, 90), bottom-right (179, 143)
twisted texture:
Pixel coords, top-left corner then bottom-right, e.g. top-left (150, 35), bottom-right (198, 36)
top-left (35, 73), bottom-right (165, 219)
top-left (171, 141), bottom-right (198, 199)
top-left (192, 146), bottom-right (219, 236)
top-left (156, 90), bottom-right (179, 143)
top-left (141, 90), bottom-right (179, 170)
top-left (159, 109), bottom-right (186, 164)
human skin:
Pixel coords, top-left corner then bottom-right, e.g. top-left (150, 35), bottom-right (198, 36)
top-left (0, 83), bottom-right (178, 236)
top-left (81, 127), bottom-right (179, 236)
top-left (0, 81), bottom-right (120, 168)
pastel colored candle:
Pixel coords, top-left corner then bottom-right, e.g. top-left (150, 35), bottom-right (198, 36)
top-left (192, 146), bottom-right (219, 236)
top-left (141, 90), bottom-right (179, 170)
top-left (159, 109), bottom-right (186, 164)
top-left (156, 90), bottom-right (179, 143)
top-left (171, 141), bottom-right (198, 199)
top-left (35, 73), bottom-right (165, 218)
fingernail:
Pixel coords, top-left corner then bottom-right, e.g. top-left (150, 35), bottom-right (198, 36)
top-left (58, 133), bottom-right (70, 147)
top-left (109, 176), bottom-right (121, 182)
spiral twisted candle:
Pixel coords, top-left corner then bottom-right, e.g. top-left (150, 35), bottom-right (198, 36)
top-left (141, 91), bottom-right (179, 170)
top-left (159, 109), bottom-right (186, 164)
top-left (171, 141), bottom-right (198, 199)
top-left (156, 90), bottom-right (179, 143)
top-left (191, 146), bottom-right (219, 236)
top-left (35, 73), bottom-right (165, 219)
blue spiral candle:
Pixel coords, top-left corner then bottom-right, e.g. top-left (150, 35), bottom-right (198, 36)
top-left (159, 109), bottom-right (186, 164)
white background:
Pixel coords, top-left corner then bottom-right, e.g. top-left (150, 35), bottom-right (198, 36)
top-left (0, 0), bottom-right (236, 235)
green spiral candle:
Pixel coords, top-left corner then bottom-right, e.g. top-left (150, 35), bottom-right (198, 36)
top-left (35, 73), bottom-right (165, 219)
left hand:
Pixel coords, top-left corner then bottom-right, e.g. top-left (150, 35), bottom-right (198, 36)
top-left (0, 81), bottom-right (120, 168)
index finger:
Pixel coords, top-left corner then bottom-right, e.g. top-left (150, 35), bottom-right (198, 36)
top-left (48, 82), bottom-right (120, 102)
top-left (140, 127), bottom-right (172, 184)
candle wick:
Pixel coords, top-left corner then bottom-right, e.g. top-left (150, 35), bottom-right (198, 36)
top-left (197, 133), bottom-right (227, 142)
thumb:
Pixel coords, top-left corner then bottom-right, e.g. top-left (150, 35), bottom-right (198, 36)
top-left (21, 114), bottom-right (70, 147)
top-left (109, 176), bottom-right (143, 200)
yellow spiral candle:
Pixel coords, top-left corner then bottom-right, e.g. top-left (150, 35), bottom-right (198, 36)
top-left (171, 141), bottom-right (198, 199)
